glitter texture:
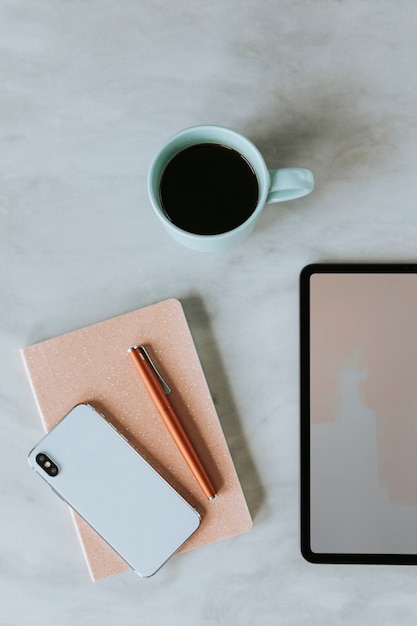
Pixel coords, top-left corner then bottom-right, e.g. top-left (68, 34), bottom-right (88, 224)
top-left (22, 299), bottom-right (252, 580)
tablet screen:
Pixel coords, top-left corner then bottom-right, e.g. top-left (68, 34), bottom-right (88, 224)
top-left (300, 264), bottom-right (417, 564)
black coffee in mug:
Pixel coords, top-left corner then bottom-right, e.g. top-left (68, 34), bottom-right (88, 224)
top-left (159, 143), bottom-right (259, 236)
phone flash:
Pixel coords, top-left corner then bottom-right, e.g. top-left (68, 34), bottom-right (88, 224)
top-left (35, 453), bottom-right (59, 477)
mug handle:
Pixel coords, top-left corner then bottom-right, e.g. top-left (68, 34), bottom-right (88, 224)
top-left (266, 168), bottom-right (314, 204)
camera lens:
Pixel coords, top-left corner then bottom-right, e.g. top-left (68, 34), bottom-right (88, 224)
top-left (36, 452), bottom-right (59, 477)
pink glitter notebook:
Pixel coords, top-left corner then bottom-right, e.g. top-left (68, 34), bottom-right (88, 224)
top-left (22, 299), bottom-right (252, 580)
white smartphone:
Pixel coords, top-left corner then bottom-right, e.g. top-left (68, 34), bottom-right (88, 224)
top-left (28, 403), bottom-right (201, 577)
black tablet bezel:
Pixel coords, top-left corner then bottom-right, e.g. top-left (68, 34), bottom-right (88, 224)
top-left (300, 263), bottom-right (417, 565)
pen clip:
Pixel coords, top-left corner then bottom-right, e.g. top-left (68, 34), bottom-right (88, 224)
top-left (133, 345), bottom-right (172, 395)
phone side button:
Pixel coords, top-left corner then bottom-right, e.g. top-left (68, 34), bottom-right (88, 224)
top-left (49, 485), bottom-right (64, 501)
top-left (109, 421), bottom-right (129, 443)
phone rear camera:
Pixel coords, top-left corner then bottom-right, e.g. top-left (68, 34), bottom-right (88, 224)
top-left (36, 453), bottom-right (59, 477)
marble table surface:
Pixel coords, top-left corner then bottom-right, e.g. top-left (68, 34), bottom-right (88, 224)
top-left (3, 1), bottom-right (417, 624)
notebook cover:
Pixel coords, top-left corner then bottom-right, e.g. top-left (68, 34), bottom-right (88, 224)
top-left (22, 299), bottom-right (252, 580)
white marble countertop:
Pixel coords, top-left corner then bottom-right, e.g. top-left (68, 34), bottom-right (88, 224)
top-left (3, 1), bottom-right (417, 624)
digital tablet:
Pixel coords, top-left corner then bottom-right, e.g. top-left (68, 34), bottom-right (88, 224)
top-left (300, 264), bottom-right (417, 564)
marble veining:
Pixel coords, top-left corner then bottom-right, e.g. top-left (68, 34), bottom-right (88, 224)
top-left (3, 1), bottom-right (417, 624)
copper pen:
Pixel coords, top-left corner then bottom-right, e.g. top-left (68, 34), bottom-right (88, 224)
top-left (128, 345), bottom-right (218, 501)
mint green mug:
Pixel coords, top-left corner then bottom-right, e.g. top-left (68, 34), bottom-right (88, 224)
top-left (148, 125), bottom-right (314, 252)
